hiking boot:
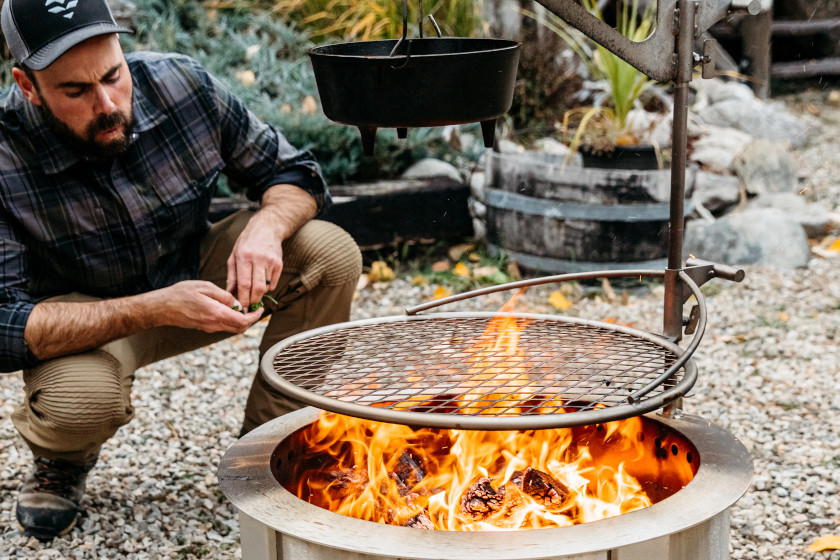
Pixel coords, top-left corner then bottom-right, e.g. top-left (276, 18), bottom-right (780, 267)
top-left (16, 455), bottom-right (98, 541)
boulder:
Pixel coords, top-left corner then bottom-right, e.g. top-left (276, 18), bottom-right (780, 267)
top-left (689, 125), bottom-right (754, 173)
top-left (732, 140), bottom-right (798, 196)
top-left (691, 171), bottom-right (743, 215)
top-left (401, 158), bottom-right (463, 182)
top-left (695, 97), bottom-right (814, 149)
top-left (684, 208), bottom-right (811, 270)
top-left (748, 192), bottom-right (832, 238)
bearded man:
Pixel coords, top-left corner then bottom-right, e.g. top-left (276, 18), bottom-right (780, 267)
top-left (0, 0), bottom-right (361, 541)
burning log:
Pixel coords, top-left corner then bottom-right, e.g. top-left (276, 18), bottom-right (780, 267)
top-left (459, 477), bottom-right (506, 519)
top-left (403, 512), bottom-right (435, 530)
top-left (517, 467), bottom-right (572, 509)
top-left (390, 451), bottom-right (426, 496)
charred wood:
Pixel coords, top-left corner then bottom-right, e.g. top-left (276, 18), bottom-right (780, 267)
top-left (459, 477), bottom-right (506, 519)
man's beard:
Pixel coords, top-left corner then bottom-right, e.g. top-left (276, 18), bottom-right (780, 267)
top-left (40, 99), bottom-right (135, 158)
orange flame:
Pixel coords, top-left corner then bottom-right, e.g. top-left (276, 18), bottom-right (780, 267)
top-left (283, 291), bottom-right (697, 531)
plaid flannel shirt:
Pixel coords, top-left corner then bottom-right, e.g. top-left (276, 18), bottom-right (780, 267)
top-left (0, 51), bottom-right (329, 372)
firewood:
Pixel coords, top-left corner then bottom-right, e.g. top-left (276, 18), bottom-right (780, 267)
top-left (391, 451), bottom-right (426, 496)
top-left (519, 467), bottom-right (571, 509)
top-left (459, 477), bottom-right (506, 519)
top-left (403, 512), bottom-right (435, 530)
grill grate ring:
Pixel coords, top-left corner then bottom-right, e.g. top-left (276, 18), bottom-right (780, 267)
top-left (262, 312), bottom-right (697, 430)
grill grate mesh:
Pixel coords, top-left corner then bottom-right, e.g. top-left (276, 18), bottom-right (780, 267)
top-left (269, 315), bottom-right (684, 417)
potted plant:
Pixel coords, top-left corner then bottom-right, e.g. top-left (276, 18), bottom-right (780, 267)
top-left (524, 0), bottom-right (668, 169)
top-left (475, 0), bottom-right (689, 275)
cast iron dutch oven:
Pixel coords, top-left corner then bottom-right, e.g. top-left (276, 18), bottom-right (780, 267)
top-left (309, 37), bottom-right (521, 155)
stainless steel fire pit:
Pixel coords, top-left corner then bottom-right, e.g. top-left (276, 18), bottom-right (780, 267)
top-left (219, 407), bottom-right (753, 560)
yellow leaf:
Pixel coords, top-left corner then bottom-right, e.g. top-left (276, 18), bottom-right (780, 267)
top-left (779, 312), bottom-right (789, 322)
top-left (549, 291), bottom-right (572, 311)
top-left (411, 275), bottom-right (428, 287)
top-left (368, 261), bottom-right (394, 282)
top-left (433, 285), bottom-right (452, 300)
top-left (807, 535), bottom-right (840, 552)
top-left (453, 262), bottom-right (470, 277)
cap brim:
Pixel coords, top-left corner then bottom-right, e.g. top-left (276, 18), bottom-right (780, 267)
top-left (23, 23), bottom-right (133, 70)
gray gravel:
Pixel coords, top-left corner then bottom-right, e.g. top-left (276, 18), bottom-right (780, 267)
top-left (2, 92), bottom-right (840, 559)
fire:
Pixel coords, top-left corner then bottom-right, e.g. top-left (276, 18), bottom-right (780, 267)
top-left (281, 292), bottom-right (697, 531)
top-left (282, 412), bottom-right (697, 531)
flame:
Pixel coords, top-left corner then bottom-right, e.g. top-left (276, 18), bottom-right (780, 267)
top-left (283, 291), bottom-right (697, 531)
top-left (283, 412), bottom-right (697, 531)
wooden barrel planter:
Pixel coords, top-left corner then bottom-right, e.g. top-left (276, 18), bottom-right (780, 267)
top-left (479, 150), bottom-right (694, 274)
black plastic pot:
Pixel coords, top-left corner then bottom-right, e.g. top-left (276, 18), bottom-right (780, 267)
top-left (580, 145), bottom-right (664, 170)
top-left (308, 38), bottom-right (520, 155)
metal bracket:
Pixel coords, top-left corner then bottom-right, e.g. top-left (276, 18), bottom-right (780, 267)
top-left (679, 257), bottom-right (746, 306)
top-left (701, 38), bottom-right (717, 78)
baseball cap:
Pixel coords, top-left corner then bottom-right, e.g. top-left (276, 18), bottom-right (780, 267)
top-left (1, 0), bottom-right (133, 70)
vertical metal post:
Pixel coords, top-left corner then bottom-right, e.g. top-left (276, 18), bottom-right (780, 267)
top-left (663, 0), bottom-right (697, 344)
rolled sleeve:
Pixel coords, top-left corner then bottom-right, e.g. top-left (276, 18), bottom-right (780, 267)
top-left (0, 299), bottom-right (37, 372)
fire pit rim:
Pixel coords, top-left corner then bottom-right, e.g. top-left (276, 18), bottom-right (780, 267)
top-left (219, 407), bottom-right (753, 560)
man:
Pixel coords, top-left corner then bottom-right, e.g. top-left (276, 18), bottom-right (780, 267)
top-left (0, 0), bottom-right (362, 541)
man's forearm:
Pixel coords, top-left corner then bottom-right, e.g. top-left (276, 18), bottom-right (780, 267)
top-left (258, 184), bottom-right (319, 240)
top-left (24, 295), bottom-right (155, 361)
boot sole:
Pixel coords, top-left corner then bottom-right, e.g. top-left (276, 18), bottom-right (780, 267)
top-left (17, 514), bottom-right (77, 541)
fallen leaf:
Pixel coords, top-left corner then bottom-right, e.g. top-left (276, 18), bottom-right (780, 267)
top-left (432, 260), bottom-right (450, 273)
top-left (448, 243), bottom-right (474, 262)
top-left (432, 285), bottom-right (452, 300)
top-left (301, 95), bottom-right (318, 114)
top-left (779, 312), bottom-right (789, 322)
top-left (549, 291), bottom-right (572, 311)
top-left (368, 261), bottom-right (394, 282)
top-left (411, 275), bottom-right (428, 287)
top-left (468, 252), bottom-right (481, 262)
top-left (807, 535), bottom-right (840, 552)
top-left (356, 275), bottom-right (369, 291)
top-left (280, 103), bottom-right (292, 114)
top-left (453, 262), bottom-right (470, 277)
top-left (812, 236), bottom-right (840, 258)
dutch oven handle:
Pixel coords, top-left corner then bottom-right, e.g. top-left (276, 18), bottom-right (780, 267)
top-left (388, 0), bottom-right (443, 66)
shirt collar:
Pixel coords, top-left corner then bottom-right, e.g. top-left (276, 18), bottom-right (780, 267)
top-left (29, 75), bottom-right (169, 175)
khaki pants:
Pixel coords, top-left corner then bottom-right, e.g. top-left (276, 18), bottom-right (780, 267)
top-left (11, 212), bottom-right (362, 464)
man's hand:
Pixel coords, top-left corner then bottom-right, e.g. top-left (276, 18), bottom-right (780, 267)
top-left (24, 280), bottom-right (262, 362)
top-left (226, 184), bottom-right (317, 308)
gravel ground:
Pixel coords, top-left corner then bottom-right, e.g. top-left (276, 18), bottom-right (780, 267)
top-left (2, 91), bottom-right (840, 559)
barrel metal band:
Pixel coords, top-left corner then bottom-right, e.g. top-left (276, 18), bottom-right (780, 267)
top-left (484, 188), bottom-right (693, 222)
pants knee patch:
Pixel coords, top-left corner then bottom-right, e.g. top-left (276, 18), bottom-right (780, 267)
top-left (24, 350), bottom-right (132, 435)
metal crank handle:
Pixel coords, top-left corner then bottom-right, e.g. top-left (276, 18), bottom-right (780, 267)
top-left (685, 258), bottom-right (745, 283)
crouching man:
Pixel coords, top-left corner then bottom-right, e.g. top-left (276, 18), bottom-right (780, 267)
top-left (0, 0), bottom-right (361, 540)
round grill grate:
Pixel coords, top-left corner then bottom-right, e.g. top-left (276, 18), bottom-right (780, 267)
top-left (262, 313), bottom-right (697, 430)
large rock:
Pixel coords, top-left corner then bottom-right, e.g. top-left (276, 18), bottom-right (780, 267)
top-left (401, 158), bottom-right (463, 182)
top-left (732, 140), bottom-right (798, 196)
top-left (684, 208), bottom-right (811, 270)
top-left (748, 192), bottom-right (832, 238)
top-left (696, 98), bottom-right (814, 149)
top-left (690, 125), bottom-right (754, 173)
top-left (691, 170), bottom-right (743, 214)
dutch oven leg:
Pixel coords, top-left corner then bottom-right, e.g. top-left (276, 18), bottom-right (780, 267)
top-left (480, 119), bottom-right (496, 148)
top-left (359, 126), bottom-right (377, 156)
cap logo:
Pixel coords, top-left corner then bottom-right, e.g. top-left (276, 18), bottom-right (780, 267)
top-left (45, 0), bottom-right (79, 20)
